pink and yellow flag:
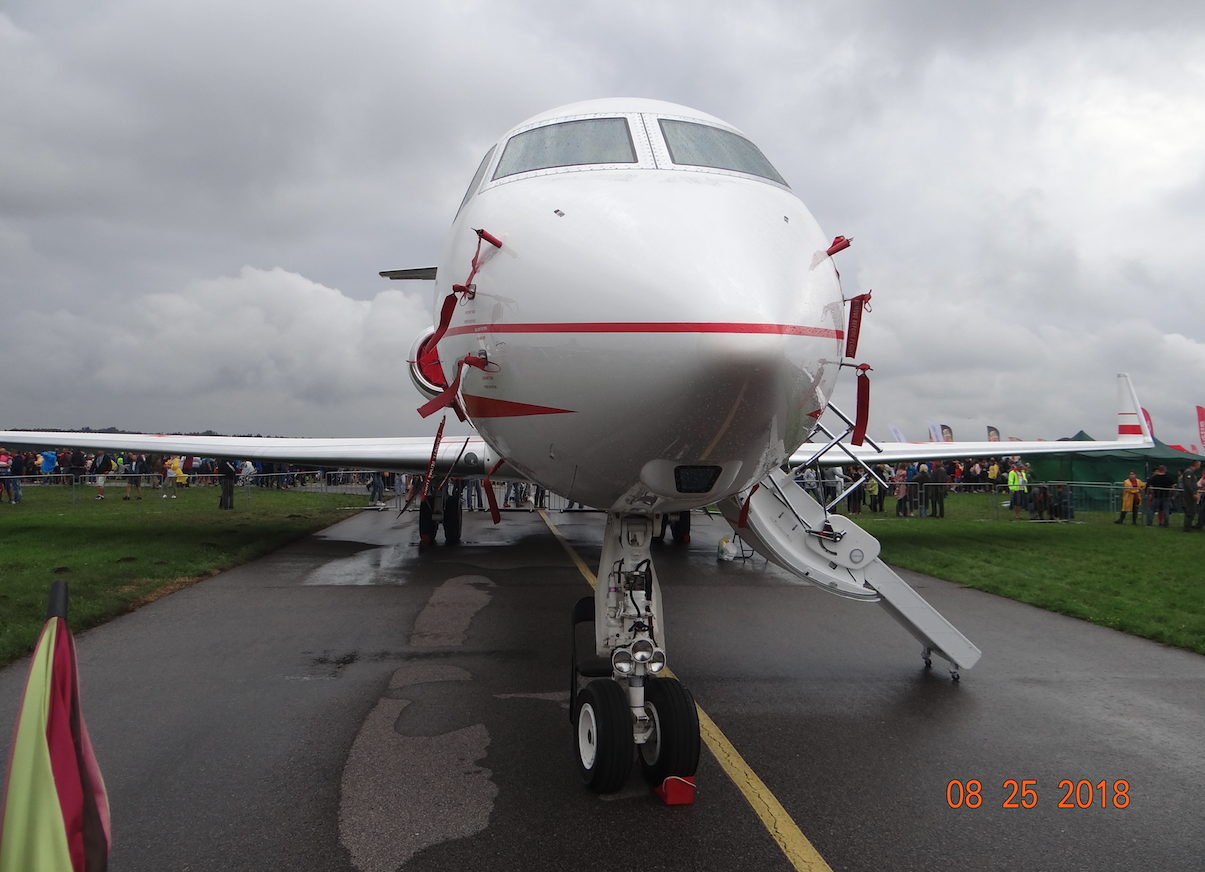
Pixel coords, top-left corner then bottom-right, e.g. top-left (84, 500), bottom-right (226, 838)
top-left (0, 582), bottom-right (110, 872)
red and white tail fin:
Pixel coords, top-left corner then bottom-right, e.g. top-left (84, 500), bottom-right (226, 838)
top-left (1116, 373), bottom-right (1150, 443)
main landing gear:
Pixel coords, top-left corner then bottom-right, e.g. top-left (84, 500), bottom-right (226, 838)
top-left (418, 480), bottom-right (463, 550)
top-left (570, 513), bottom-right (700, 794)
top-left (655, 510), bottom-right (691, 543)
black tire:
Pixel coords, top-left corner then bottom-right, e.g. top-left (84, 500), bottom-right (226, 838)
top-left (670, 511), bottom-right (691, 543)
top-left (573, 680), bottom-right (633, 793)
top-left (418, 495), bottom-right (437, 549)
top-left (570, 597), bottom-right (610, 721)
top-left (639, 677), bottom-right (701, 785)
top-left (443, 486), bottom-right (462, 544)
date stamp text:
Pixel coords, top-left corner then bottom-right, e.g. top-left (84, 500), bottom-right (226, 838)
top-left (946, 779), bottom-right (1130, 809)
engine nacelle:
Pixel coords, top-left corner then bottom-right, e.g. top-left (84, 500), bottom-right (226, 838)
top-left (408, 325), bottom-right (446, 401)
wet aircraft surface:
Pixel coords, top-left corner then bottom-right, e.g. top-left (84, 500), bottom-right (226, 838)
top-left (2, 508), bottom-right (1202, 871)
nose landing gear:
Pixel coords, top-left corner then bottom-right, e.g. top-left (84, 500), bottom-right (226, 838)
top-left (569, 513), bottom-right (701, 795)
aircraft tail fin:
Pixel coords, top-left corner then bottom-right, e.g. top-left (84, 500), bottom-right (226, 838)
top-left (1116, 373), bottom-right (1151, 444)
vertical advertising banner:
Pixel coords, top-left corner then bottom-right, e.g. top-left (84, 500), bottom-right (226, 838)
top-left (987, 426), bottom-right (1001, 442)
top-left (1142, 408), bottom-right (1155, 438)
top-left (926, 420), bottom-right (943, 443)
top-left (888, 424), bottom-right (906, 443)
top-left (940, 424), bottom-right (954, 442)
top-left (1196, 406), bottom-right (1205, 449)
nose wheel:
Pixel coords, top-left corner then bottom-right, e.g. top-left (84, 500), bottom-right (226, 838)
top-left (573, 680), bottom-right (633, 793)
top-left (638, 677), bottom-right (700, 784)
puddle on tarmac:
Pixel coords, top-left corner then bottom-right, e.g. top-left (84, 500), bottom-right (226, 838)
top-left (301, 544), bottom-right (411, 585)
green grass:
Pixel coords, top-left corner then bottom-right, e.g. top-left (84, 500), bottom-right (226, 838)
top-left (845, 492), bottom-right (1205, 655)
top-left (5, 483), bottom-right (1202, 667)
top-left (0, 482), bottom-right (369, 667)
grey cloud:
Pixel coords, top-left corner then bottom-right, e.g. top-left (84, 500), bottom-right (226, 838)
top-left (2, 267), bottom-right (451, 437)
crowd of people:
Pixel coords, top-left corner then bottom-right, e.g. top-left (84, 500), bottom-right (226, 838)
top-left (1113, 461), bottom-right (1205, 531)
top-left (0, 447), bottom-right (358, 510)
top-left (794, 455), bottom-right (1205, 526)
top-left (800, 459), bottom-right (989, 518)
top-left (5, 446), bottom-right (1204, 527)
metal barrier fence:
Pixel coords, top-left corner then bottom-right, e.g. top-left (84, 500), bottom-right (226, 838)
top-left (0, 471), bottom-right (397, 510)
top-left (0, 471), bottom-right (608, 514)
top-left (455, 480), bottom-right (593, 514)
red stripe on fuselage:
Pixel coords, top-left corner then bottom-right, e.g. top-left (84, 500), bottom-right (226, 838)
top-left (444, 322), bottom-right (843, 339)
top-left (1118, 424), bottom-right (1143, 435)
top-left (462, 394), bottom-right (575, 418)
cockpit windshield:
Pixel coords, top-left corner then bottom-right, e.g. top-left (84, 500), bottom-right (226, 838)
top-left (657, 119), bottom-right (787, 186)
top-left (492, 118), bottom-right (637, 180)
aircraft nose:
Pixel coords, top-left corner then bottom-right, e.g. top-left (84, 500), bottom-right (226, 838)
top-left (451, 173), bottom-right (846, 505)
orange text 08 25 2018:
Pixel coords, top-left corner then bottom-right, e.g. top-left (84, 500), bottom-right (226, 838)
top-left (945, 779), bottom-right (1130, 809)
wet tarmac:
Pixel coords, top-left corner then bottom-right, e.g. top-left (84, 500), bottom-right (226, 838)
top-left (1, 507), bottom-right (1202, 871)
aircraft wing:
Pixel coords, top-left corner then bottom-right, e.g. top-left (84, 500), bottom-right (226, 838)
top-left (0, 431), bottom-right (502, 478)
top-left (793, 373), bottom-right (1155, 467)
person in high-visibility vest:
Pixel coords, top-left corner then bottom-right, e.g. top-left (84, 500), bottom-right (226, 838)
top-left (1115, 471), bottom-right (1145, 525)
top-left (1008, 463), bottom-right (1029, 519)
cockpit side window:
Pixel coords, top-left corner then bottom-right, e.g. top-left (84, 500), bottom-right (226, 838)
top-left (657, 119), bottom-right (787, 186)
top-left (456, 145), bottom-right (497, 217)
top-left (492, 118), bottom-right (637, 180)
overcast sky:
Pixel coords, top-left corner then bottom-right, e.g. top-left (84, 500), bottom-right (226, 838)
top-left (3, 1), bottom-right (1204, 447)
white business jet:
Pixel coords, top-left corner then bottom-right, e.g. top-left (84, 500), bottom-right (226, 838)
top-left (3, 98), bottom-right (1154, 794)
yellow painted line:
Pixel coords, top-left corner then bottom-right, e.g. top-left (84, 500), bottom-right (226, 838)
top-left (694, 707), bottom-right (832, 871)
top-left (538, 509), bottom-right (832, 872)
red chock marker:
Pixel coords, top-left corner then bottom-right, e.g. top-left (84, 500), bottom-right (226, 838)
top-left (655, 776), bottom-right (696, 805)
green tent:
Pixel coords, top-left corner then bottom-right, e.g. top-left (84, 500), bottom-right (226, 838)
top-left (1023, 432), bottom-right (1199, 513)
top-left (1026, 431), bottom-right (1199, 484)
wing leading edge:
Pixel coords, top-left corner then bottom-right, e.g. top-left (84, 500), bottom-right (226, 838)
top-left (0, 431), bottom-right (501, 478)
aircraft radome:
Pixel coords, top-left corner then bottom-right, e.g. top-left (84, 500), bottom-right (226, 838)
top-left (2, 97), bottom-right (1154, 795)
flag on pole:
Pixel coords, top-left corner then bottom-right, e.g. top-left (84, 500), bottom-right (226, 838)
top-left (0, 580), bottom-right (110, 872)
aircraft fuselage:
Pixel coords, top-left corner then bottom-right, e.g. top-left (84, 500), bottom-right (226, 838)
top-left (430, 99), bottom-right (845, 512)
